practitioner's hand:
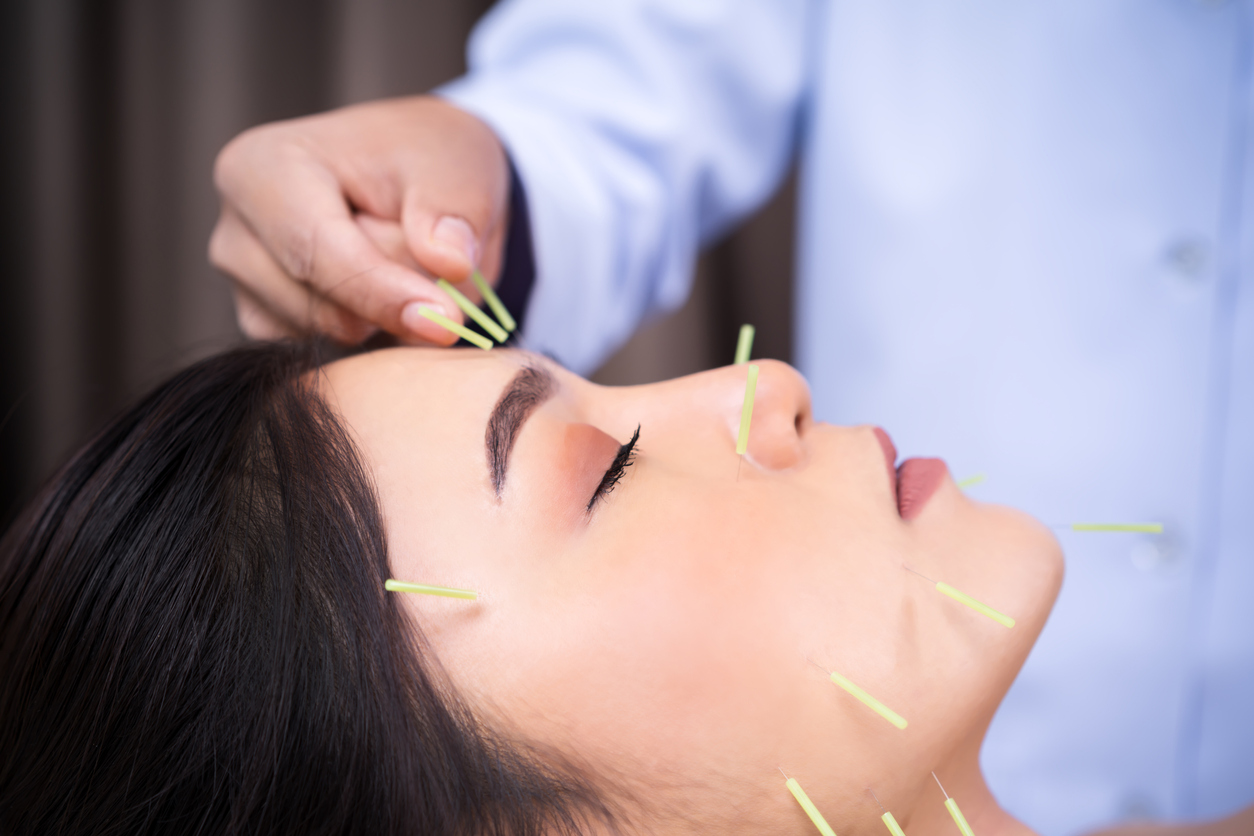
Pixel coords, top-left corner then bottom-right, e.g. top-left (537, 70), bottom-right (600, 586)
top-left (210, 96), bottom-right (510, 344)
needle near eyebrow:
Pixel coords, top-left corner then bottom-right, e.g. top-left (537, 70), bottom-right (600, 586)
top-left (436, 278), bottom-right (508, 343)
top-left (415, 306), bottom-right (493, 350)
top-left (471, 269), bottom-right (517, 333)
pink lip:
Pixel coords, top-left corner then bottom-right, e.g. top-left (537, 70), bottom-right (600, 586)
top-left (896, 458), bottom-right (949, 520)
top-left (872, 427), bottom-right (898, 491)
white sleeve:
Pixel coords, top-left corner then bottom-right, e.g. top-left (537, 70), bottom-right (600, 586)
top-left (440, 0), bottom-right (813, 374)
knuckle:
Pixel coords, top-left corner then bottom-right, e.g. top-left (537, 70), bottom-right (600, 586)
top-left (317, 305), bottom-right (376, 345)
top-left (278, 222), bottom-right (319, 283)
top-left (212, 124), bottom-right (273, 194)
top-left (233, 295), bottom-right (277, 341)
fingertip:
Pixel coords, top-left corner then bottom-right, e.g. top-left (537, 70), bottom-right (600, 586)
top-left (400, 301), bottom-right (461, 345)
top-left (409, 214), bottom-right (479, 282)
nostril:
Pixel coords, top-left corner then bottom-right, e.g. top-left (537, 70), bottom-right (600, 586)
top-left (794, 400), bottom-right (811, 435)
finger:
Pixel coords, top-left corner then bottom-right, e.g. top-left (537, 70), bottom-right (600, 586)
top-left (214, 131), bottom-right (461, 343)
top-left (230, 283), bottom-right (302, 342)
top-left (395, 105), bottom-right (510, 282)
top-left (402, 193), bottom-right (508, 286)
top-left (354, 213), bottom-right (420, 271)
top-left (210, 207), bottom-right (379, 344)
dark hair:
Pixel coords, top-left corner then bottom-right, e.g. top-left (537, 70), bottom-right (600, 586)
top-left (0, 341), bottom-right (608, 836)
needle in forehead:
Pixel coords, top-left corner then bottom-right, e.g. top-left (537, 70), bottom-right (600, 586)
top-left (869, 789), bottom-right (885, 812)
top-left (933, 771), bottom-right (949, 799)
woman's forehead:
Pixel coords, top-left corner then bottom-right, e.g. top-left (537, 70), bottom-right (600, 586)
top-left (320, 347), bottom-right (543, 415)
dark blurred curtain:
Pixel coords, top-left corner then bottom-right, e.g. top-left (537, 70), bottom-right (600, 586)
top-left (0, 0), bottom-right (793, 528)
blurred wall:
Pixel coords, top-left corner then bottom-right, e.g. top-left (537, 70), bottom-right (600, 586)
top-left (0, 0), bottom-right (794, 527)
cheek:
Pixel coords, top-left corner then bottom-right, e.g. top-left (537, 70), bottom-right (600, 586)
top-left (498, 487), bottom-right (804, 767)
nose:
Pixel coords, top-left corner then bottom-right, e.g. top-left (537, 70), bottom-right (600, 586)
top-left (722, 360), bottom-right (811, 470)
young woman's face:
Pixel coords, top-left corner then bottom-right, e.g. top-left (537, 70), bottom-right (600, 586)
top-left (321, 348), bottom-right (1062, 831)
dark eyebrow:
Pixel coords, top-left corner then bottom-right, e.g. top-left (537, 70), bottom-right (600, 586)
top-left (486, 364), bottom-right (557, 496)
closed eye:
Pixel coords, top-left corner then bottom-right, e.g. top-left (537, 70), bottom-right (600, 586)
top-left (587, 426), bottom-right (640, 512)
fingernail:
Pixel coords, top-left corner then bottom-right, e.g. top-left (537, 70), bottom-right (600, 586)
top-left (401, 301), bottom-right (454, 340)
top-left (431, 216), bottom-right (479, 267)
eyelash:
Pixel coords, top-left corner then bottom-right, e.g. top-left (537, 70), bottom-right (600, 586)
top-left (586, 425), bottom-right (641, 512)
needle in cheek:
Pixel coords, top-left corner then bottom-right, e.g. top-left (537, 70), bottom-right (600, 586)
top-left (384, 579), bottom-right (478, 600)
top-left (810, 659), bottom-right (908, 730)
top-left (903, 564), bottom-right (1016, 629)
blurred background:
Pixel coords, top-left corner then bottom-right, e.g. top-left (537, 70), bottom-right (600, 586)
top-left (0, 0), bottom-right (795, 528)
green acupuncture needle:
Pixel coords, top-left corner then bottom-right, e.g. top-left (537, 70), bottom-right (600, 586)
top-left (436, 278), bottom-right (509, 343)
top-left (869, 790), bottom-right (907, 836)
top-left (385, 579), bottom-right (479, 600)
top-left (1059, 523), bottom-right (1164, 533)
top-left (781, 770), bottom-right (838, 836)
top-left (904, 564), bottom-right (1015, 628)
top-left (737, 364), bottom-right (760, 456)
top-left (471, 269), bottom-right (517, 333)
top-left (956, 473), bottom-right (986, 490)
top-left (814, 662), bottom-right (908, 730)
top-left (735, 323), bottom-right (756, 365)
top-left (934, 772), bottom-right (976, 836)
top-left (416, 306), bottom-right (493, 350)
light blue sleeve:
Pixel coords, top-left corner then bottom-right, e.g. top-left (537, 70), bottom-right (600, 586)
top-left (440, 0), bottom-right (813, 374)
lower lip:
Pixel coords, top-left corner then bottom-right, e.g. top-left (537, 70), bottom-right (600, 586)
top-left (896, 458), bottom-right (948, 520)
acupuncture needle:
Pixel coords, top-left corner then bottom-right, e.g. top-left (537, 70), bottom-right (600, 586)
top-left (934, 772), bottom-right (976, 836)
top-left (780, 768), bottom-right (838, 836)
top-left (903, 564), bottom-right (1015, 628)
top-left (736, 364), bottom-right (759, 481)
top-left (869, 789), bottom-right (907, 836)
top-left (809, 659), bottom-right (908, 730)
top-left (385, 579), bottom-right (478, 600)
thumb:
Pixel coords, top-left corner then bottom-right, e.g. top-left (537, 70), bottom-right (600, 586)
top-left (422, 214), bottom-right (481, 280)
top-left (400, 161), bottom-right (508, 284)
